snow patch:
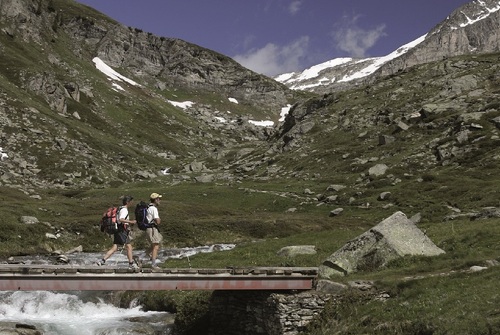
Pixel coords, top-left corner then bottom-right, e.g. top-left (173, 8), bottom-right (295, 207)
top-left (0, 147), bottom-right (8, 161)
top-left (279, 104), bottom-right (292, 122)
top-left (92, 57), bottom-right (140, 87)
top-left (452, 0), bottom-right (500, 29)
top-left (168, 100), bottom-right (194, 109)
top-left (249, 120), bottom-right (274, 127)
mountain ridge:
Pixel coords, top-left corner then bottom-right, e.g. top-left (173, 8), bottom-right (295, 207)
top-left (275, 0), bottom-right (500, 94)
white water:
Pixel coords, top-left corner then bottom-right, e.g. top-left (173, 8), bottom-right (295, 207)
top-left (8, 244), bottom-right (236, 267)
top-left (0, 291), bottom-right (170, 334)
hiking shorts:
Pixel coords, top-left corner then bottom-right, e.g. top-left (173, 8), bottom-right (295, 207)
top-left (146, 227), bottom-right (163, 244)
top-left (113, 230), bottom-right (131, 245)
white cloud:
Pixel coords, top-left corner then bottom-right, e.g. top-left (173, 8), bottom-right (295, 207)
top-left (242, 34), bottom-right (257, 50)
top-left (289, 0), bottom-right (302, 15)
top-left (233, 36), bottom-right (310, 77)
top-left (332, 15), bottom-right (386, 58)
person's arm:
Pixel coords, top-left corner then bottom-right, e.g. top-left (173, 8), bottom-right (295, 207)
top-left (119, 208), bottom-right (136, 225)
top-left (152, 207), bottom-right (161, 225)
top-left (122, 217), bottom-right (137, 224)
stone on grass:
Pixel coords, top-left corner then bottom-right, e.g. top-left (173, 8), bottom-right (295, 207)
top-left (277, 245), bottom-right (317, 257)
top-left (319, 211), bottom-right (445, 277)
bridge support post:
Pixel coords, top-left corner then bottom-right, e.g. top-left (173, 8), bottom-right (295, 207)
top-left (207, 291), bottom-right (331, 335)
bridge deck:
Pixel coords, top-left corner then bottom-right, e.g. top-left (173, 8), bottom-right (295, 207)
top-left (0, 265), bottom-right (318, 291)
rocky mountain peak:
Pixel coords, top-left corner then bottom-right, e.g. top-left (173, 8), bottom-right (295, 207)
top-left (276, 0), bottom-right (500, 94)
top-left (374, 0), bottom-right (500, 79)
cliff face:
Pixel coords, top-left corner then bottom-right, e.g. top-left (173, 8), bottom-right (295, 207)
top-left (373, 0), bottom-right (500, 78)
top-left (0, 0), bottom-right (292, 110)
top-left (71, 21), bottom-right (293, 111)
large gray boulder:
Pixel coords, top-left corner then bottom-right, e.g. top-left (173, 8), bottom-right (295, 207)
top-left (319, 211), bottom-right (445, 278)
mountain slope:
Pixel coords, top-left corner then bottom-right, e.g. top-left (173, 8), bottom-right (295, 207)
top-left (0, 0), bottom-right (499, 243)
top-left (373, 0), bottom-right (500, 78)
top-left (264, 51), bottom-right (500, 221)
top-left (0, 0), bottom-right (304, 191)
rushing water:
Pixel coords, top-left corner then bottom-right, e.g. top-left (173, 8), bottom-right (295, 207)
top-left (0, 244), bottom-right (235, 335)
top-left (0, 291), bottom-right (173, 334)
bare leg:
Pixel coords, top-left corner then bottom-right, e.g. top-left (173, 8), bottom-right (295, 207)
top-left (126, 244), bottom-right (133, 263)
top-left (103, 244), bottom-right (118, 261)
top-left (151, 243), bottom-right (160, 265)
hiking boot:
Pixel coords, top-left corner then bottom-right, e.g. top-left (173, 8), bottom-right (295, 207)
top-left (132, 255), bottom-right (142, 267)
top-left (95, 259), bottom-right (106, 266)
top-left (129, 262), bottom-right (139, 270)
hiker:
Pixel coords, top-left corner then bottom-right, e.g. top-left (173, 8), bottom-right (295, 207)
top-left (146, 192), bottom-right (164, 268)
top-left (96, 195), bottom-right (138, 269)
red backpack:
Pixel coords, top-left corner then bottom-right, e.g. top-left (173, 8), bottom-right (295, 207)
top-left (100, 207), bottom-right (121, 234)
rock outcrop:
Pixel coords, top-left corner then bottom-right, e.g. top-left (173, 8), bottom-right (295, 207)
top-left (373, 0), bottom-right (500, 79)
top-left (319, 211), bottom-right (445, 278)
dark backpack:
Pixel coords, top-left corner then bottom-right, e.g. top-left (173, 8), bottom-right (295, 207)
top-left (135, 201), bottom-right (154, 231)
top-left (100, 206), bottom-right (121, 234)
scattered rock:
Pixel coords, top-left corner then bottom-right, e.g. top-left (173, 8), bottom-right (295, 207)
top-left (329, 208), bottom-right (343, 217)
top-left (20, 216), bottom-right (39, 225)
top-left (326, 185), bottom-right (346, 192)
top-left (66, 245), bottom-right (83, 254)
top-left (377, 191), bottom-right (391, 201)
top-left (277, 245), bottom-right (317, 257)
top-left (368, 164), bottom-right (388, 177)
top-left (315, 279), bottom-right (347, 294)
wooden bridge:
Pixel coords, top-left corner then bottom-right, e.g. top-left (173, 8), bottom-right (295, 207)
top-left (0, 264), bottom-right (318, 291)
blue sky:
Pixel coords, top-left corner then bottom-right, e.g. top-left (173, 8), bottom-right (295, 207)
top-left (75, 0), bottom-right (470, 76)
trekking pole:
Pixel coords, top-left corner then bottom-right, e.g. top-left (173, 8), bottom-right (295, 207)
top-left (115, 245), bottom-right (125, 266)
top-left (186, 254), bottom-right (192, 268)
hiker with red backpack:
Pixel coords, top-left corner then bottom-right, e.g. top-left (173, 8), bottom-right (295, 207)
top-left (96, 195), bottom-right (138, 269)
